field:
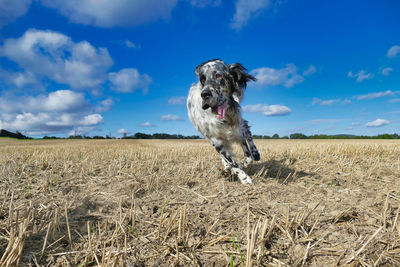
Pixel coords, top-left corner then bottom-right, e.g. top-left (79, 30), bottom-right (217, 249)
top-left (1, 138), bottom-right (400, 266)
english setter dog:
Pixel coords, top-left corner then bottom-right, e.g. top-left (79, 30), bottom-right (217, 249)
top-left (187, 59), bottom-right (260, 184)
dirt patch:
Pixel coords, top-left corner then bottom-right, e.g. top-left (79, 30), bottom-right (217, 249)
top-left (1, 139), bottom-right (400, 266)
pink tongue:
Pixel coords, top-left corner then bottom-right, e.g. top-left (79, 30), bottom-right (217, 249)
top-left (218, 102), bottom-right (227, 119)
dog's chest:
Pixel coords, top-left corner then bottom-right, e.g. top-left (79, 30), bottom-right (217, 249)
top-left (187, 84), bottom-right (239, 140)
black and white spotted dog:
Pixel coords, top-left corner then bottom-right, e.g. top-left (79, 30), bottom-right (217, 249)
top-left (187, 59), bottom-right (260, 184)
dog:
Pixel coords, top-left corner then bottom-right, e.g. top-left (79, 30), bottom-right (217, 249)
top-left (187, 59), bottom-right (260, 184)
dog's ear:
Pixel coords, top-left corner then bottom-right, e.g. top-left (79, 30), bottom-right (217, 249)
top-left (194, 63), bottom-right (203, 77)
top-left (229, 63), bottom-right (256, 89)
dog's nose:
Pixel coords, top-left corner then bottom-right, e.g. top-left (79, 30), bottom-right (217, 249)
top-left (201, 89), bottom-right (212, 99)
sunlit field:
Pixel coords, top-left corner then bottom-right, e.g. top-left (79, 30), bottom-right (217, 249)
top-left (1, 138), bottom-right (400, 266)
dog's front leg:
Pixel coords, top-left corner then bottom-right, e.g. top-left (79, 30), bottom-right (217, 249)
top-left (212, 140), bottom-right (253, 184)
top-left (240, 137), bottom-right (253, 168)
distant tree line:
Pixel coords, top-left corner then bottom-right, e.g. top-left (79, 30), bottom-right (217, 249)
top-left (41, 132), bottom-right (201, 139)
top-left (124, 132), bottom-right (201, 139)
top-left (0, 129), bottom-right (32, 139)
top-left (253, 133), bottom-right (400, 139)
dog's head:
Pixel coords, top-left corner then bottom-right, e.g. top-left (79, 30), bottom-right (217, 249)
top-left (195, 59), bottom-right (256, 119)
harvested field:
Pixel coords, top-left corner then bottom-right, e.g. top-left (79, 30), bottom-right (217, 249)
top-left (1, 139), bottom-right (400, 266)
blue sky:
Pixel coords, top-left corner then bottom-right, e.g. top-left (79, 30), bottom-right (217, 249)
top-left (0, 0), bottom-right (399, 137)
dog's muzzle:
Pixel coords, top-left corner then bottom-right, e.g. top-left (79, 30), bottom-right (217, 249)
top-left (201, 89), bottom-right (212, 110)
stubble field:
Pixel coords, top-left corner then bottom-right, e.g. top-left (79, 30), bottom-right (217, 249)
top-left (1, 138), bottom-right (400, 266)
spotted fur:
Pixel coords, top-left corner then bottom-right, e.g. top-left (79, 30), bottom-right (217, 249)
top-left (187, 59), bottom-right (260, 184)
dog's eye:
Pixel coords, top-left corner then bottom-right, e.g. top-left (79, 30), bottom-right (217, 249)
top-left (216, 73), bottom-right (222, 79)
top-left (200, 75), bottom-right (206, 85)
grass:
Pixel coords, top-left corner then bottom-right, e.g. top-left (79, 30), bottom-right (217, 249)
top-left (0, 139), bottom-right (400, 266)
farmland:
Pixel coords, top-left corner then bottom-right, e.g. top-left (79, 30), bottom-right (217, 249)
top-left (1, 138), bottom-right (400, 266)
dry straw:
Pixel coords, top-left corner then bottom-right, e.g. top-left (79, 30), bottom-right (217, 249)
top-left (0, 139), bottom-right (400, 265)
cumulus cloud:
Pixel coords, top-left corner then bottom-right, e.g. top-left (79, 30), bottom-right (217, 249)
top-left (117, 128), bottom-right (131, 135)
top-left (0, 67), bottom-right (38, 88)
top-left (251, 64), bottom-right (308, 88)
top-left (0, 90), bottom-right (88, 113)
top-left (0, 0), bottom-right (31, 28)
top-left (0, 90), bottom-right (105, 135)
top-left (230, 0), bottom-right (271, 30)
top-left (168, 96), bottom-right (186, 105)
top-left (386, 45), bottom-right (400, 58)
top-left (40, 0), bottom-right (178, 27)
top-left (242, 104), bottom-right (291, 116)
top-left (80, 114), bottom-right (103, 126)
top-left (160, 114), bottom-right (184, 121)
top-left (348, 70), bottom-right (374, 82)
top-left (357, 90), bottom-right (397, 100)
top-left (365, 119), bottom-right (389, 127)
top-left (0, 29), bottom-right (113, 90)
top-left (140, 122), bottom-right (156, 127)
top-left (381, 67), bottom-right (393, 76)
top-left (108, 68), bottom-right (152, 93)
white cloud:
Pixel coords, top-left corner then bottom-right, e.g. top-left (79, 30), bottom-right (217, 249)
top-left (242, 104), bottom-right (291, 116)
top-left (160, 114), bottom-right (184, 121)
top-left (80, 114), bottom-right (103, 126)
top-left (40, 0), bottom-right (178, 27)
top-left (348, 70), bottom-right (374, 82)
top-left (357, 90), bottom-right (397, 100)
top-left (343, 99), bottom-right (352, 104)
top-left (303, 65), bottom-right (316, 76)
top-left (0, 90), bottom-right (88, 113)
top-left (0, 0), bottom-right (31, 28)
top-left (230, 0), bottom-right (271, 30)
top-left (389, 98), bottom-right (400, 103)
top-left (386, 45), bottom-right (400, 58)
top-left (168, 96), bottom-right (186, 105)
top-left (0, 29), bottom-right (113, 90)
top-left (0, 67), bottom-right (38, 88)
top-left (365, 119), bottom-right (389, 127)
top-left (0, 90), bottom-right (104, 135)
top-left (108, 68), bottom-right (152, 93)
top-left (312, 98), bottom-right (340, 106)
top-left (251, 64), bottom-right (307, 88)
top-left (45, 90), bottom-right (88, 112)
top-left (382, 67), bottom-right (393, 76)
top-left (117, 128), bottom-right (131, 134)
top-left (140, 122), bottom-right (156, 127)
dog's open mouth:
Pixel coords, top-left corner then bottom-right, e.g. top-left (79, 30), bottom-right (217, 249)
top-left (217, 101), bottom-right (227, 119)
top-left (202, 101), bottom-right (227, 120)
top-left (202, 103), bottom-right (210, 110)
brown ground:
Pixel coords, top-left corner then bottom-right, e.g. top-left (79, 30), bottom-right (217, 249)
top-left (0, 138), bottom-right (400, 266)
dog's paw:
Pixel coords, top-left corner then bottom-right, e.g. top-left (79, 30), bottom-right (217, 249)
top-left (238, 172), bottom-right (253, 184)
top-left (242, 157), bottom-right (253, 168)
